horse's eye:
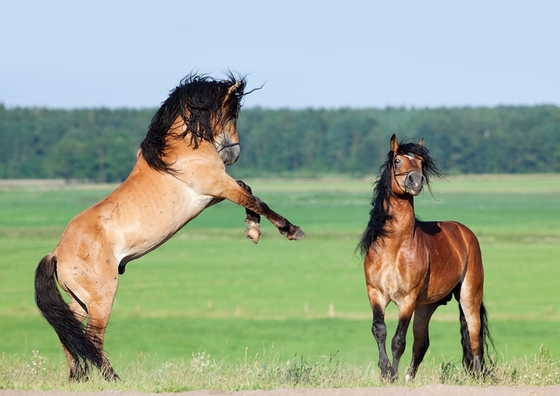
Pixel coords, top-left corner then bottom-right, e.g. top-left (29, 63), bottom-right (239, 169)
top-left (394, 158), bottom-right (401, 166)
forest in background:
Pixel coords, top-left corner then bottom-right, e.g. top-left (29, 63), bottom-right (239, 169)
top-left (0, 104), bottom-right (559, 181)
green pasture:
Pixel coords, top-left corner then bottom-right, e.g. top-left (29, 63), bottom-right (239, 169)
top-left (0, 174), bottom-right (559, 377)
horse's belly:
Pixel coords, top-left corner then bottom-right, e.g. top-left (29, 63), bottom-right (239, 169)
top-left (417, 264), bottom-right (463, 304)
top-left (103, 189), bottom-right (214, 263)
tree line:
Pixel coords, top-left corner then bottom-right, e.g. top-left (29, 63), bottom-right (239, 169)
top-left (0, 104), bottom-right (559, 181)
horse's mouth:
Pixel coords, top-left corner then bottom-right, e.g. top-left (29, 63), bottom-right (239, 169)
top-left (403, 171), bottom-right (426, 196)
top-left (407, 187), bottom-right (423, 196)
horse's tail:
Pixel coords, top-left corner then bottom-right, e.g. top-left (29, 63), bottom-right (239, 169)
top-left (34, 254), bottom-right (104, 376)
top-left (459, 301), bottom-right (494, 373)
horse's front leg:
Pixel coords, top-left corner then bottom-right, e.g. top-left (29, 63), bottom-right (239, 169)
top-left (406, 302), bottom-right (439, 381)
top-left (371, 304), bottom-right (392, 380)
top-left (230, 180), bottom-right (305, 241)
top-left (236, 181), bottom-right (261, 244)
top-left (390, 301), bottom-right (416, 381)
top-left (207, 192), bottom-right (261, 244)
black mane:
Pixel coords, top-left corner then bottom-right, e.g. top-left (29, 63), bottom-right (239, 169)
top-left (140, 72), bottom-right (247, 173)
top-left (357, 139), bottom-right (444, 256)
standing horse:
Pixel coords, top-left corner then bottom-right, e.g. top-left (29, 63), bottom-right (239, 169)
top-left (34, 73), bottom-right (305, 381)
top-left (357, 134), bottom-right (492, 381)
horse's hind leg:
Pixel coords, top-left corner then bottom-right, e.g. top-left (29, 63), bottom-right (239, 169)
top-left (405, 303), bottom-right (439, 381)
top-left (456, 235), bottom-right (493, 375)
top-left (457, 294), bottom-right (483, 372)
top-left (85, 292), bottom-right (120, 380)
top-left (63, 299), bottom-right (88, 380)
top-left (456, 280), bottom-right (485, 373)
top-left (59, 264), bottom-right (120, 381)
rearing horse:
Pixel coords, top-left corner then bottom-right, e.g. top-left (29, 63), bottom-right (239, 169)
top-left (358, 134), bottom-right (492, 381)
top-left (34, 73), bottom-right (305, 381)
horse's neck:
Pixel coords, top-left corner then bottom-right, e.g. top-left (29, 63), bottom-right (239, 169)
top-left (385, 195), bottom-right (416, 238)
top-left (163, 134), bottom-right (207, 164)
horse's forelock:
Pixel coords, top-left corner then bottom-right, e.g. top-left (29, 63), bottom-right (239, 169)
top-left (172, 73), bottom-right (247, 136)
top-left (396, 141), bottom-right (443, 184)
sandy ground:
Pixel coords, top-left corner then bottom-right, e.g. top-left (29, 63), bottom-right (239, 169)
top-left (3, 386), bottom-right (560, 396)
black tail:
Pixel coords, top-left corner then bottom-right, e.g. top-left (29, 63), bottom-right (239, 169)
top-left (458, 302), bottom-right (494, 373)
top-left (34, 254), bottom-right (105, 378)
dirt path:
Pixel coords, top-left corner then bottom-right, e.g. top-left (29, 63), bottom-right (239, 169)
top-left (3, 386), bottom-right (560, 396)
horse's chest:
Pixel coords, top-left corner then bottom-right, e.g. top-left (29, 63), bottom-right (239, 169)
top-left (192, 193), bottom-right (214, 207)
top-left (367, 250), bottom-right (428, 301)
top-left (380, 272), bottom-right (412, 301)
top-left (180, 189), bottom-right (215, 216)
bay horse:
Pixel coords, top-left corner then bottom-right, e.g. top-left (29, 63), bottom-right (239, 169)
top-left (358, 134), bottom-right (492, 382)
top-left (34, 73), bottom-right (305, 381)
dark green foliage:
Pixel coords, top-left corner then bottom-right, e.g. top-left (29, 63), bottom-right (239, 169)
top-left (1, 104), bottom-right (559, 181)
top-left (0, 105), bottom-right (152, 181)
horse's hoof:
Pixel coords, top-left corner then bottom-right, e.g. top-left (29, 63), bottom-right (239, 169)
top-left (289, 227), bottom-right (306, 240)
top-left (103, 371), bottom-right (120, 382)
top-left (245, 226), bottom-right (261, 244)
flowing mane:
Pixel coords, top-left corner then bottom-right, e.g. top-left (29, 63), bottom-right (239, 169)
top-left (140, 73), bottom-right (247, 173)
top-left (357, 139), bottom-right (443, 256)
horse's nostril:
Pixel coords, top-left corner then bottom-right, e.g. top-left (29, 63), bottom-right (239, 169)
top-left (405, 172), bottom-right (425, 189)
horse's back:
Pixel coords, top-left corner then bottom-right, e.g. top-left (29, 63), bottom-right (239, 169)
top-left (418, 220), bottom-right (480, 254)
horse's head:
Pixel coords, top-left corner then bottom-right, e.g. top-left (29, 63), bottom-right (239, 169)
top-left (389, 134), bottom-right (427, 196)
top-left (140, 73), bottom-right (248, 173)
top-left (213, 80), bottom-right (245, 165)
top-left (357, 135), bottom-right (442, 256)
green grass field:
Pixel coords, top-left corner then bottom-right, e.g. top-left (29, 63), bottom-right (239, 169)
top-left (0, 174), bottom-right (559, 381)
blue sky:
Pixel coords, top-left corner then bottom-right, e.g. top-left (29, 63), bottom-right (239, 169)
top-left (1, 1), bottom-right (559, 109)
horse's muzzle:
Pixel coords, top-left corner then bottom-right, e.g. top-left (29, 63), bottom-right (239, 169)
top-left (219, 143), bottom-right (240, 165)
top-left (404, 171), bottom-right (426, 195)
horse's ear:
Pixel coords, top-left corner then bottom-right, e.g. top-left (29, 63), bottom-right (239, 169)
top-left (390, 134), bottom-right (399, 153)
top-left (418, 138), bottom-right (424, 147)
top-left (227, 81), bottom-right (242, 97)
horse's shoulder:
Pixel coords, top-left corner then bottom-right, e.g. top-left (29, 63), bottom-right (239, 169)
top-left (440, 221), bottom-right (477, 238)
top-left (416, 220), bottom-right (479, 249)
top-left (416, 219), bottom-right (471, 232)
top-left (415, 220), bottom-right (441, 236)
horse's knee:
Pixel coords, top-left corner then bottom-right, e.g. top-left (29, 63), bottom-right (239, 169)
top-left (372, 318), bottom-right (387, 343)
top-left (392, 317), bottom-right (412, 357)
top-left (68, 299), bottom-right (88, 322)
top-left (392, 332), bottom-right (406, 355)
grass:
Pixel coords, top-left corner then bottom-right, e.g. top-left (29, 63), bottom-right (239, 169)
top-left (2, 348), bottom-right (560, 391)
top-left (0, 174), bottom-right (559, 390)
